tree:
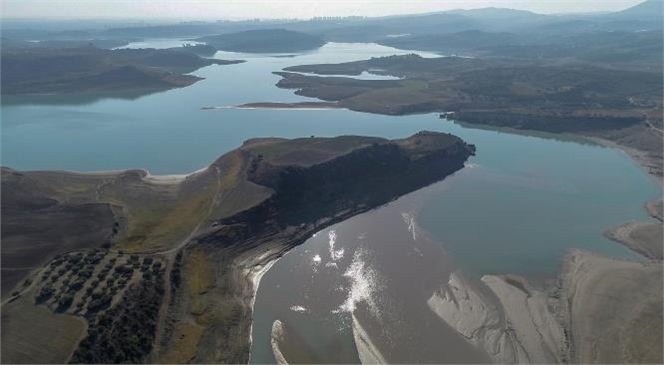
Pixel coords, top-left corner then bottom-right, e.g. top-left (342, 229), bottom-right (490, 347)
top-left (57, 294), bottom-right (73, 311)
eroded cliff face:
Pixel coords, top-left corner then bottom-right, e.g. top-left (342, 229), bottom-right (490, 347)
top-left (214, 132), bottom-right (475, 239)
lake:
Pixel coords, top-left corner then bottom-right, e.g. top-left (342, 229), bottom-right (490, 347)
top-left (1, 41), bottom-right (659, 363)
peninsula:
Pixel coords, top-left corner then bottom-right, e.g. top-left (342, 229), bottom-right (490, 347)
top-left (275, 54), bottom-right (663, 178)
top-left (1, 45), bottom-right (244, 95)
top-left (0, 131), bottom-right (475, 363)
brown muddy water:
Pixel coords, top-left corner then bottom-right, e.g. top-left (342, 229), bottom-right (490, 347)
top-left (250, 184), bottom-right (496, 364)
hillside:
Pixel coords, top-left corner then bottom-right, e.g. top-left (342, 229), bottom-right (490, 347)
top-left (278, 54), bottom-right (663, 177)
top-left (378, 30), bottom-right (519, 55)
top-left (612, 0), bottom-right (663, 20)
top-left (0, 46), bottom-right (244, 95)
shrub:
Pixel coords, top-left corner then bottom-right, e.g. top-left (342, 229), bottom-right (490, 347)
top-left (70, 270), bottom-right (164, 363)
top-left (58, 295), bottom-right (73, 306)
top-left (70, 278), bottom-right (86, 291)
top-left (87, 296), bottom-right (112, 313)
top-left (36, 285), bottom-right (55, 303)
top-left (114, 265), bottom-right (133, 277)
top-left (79, 269), bottom-right (93, 279)
top-left (70, 254), bottom-right (83, 263)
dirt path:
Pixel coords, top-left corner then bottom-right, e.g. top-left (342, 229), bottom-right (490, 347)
top-left (149, 165), bottom-right (223, 360)
top-left (1, 271), bottom-right (40, 306)
top-left (159, 166), bottom-right (222, 256)
top-left (646, 120), bottom-right (663, 135)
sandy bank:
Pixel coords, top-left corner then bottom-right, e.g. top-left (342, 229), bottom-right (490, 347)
top-left (605, 220), bottom-right (663, 260)
top-left (140, 166), bottom-right (209, 185)
top-left (426, 272), bottom-right (501, 342)
top-left (426, 271), bottom-right (523, 364)
top-left (481, 275), bottom-right (565, 364)
top-left (587, 136), bottom-right (663, 184)
top-left (244, 252), bottom-right (280, 361)
top-left (561, 250), bottom-right (663, 364)
top-left (425, 270), bottom-right (567, 364)
top-left (17, 166), bottom-right (210, 186)
top-left (270, 320), bottom-right (289, 365)
top-left (646, 200), bottom-right (663, 221)
top-left (351, 313), bottom-right (387, 364)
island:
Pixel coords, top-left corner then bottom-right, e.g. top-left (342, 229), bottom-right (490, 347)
top-left (196, 29), bottom-right (326, 53)
top-left (0, 45), bottom-right (245, 95)
top-left (0, 131), bottom-right (475, 364)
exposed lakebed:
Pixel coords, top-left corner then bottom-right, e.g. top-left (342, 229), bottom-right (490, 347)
top-left (1, 42), bottom-right (659, 363)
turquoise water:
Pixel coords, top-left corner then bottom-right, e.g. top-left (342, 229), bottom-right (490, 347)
top-left (115, 38), bottom-right (205, 49)
top-left (1, 40), bottom-right (657, 276)
top-left (417, 125), bottom-right (657, 279)
top-left (2, 41), bottom-right (660, 362)
top-left (1, 43), bottom-right (440, 173)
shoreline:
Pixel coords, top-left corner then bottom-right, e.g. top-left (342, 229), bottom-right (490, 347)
top-left (270, 320), bottom-right (288, 365)
top-left (604, 220), bottom-right (663, 260)
top-left (140, 166), bottom-right (209, 184)
top-left (586, 135), bottom-right (663, 186)
top-left (246, 256), bottom-right (279, 364)
top-left (201, 103), bottom-right (342, 111)
top-left (351, 313), bottom-right (388, 364)
top-left (3, 166), bottom-right (212, 185)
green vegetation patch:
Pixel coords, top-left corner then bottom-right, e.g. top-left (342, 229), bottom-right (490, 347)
top-left (70, 262), bottom-right (165, 363)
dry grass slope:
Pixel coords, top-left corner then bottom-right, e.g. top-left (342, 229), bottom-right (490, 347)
top-left (1, 290), bottom-right (87, 364)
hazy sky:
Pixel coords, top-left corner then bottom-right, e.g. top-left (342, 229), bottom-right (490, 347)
top-left (1, 0), bottom-right (645, 20)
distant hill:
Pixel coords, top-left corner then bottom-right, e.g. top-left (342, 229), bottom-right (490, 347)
top-left (0, 37), bottom-right (130, 50)
top-left (378, 30), bottom-right (519, 54)
top-left (198, 29), bottom-right (326, 53)
top-left (613, 0), bottom-right (663, 19)
top-left (445, 7), bottom-right (545, 19)
top-left (1, 46), bottom-right (243, 94)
